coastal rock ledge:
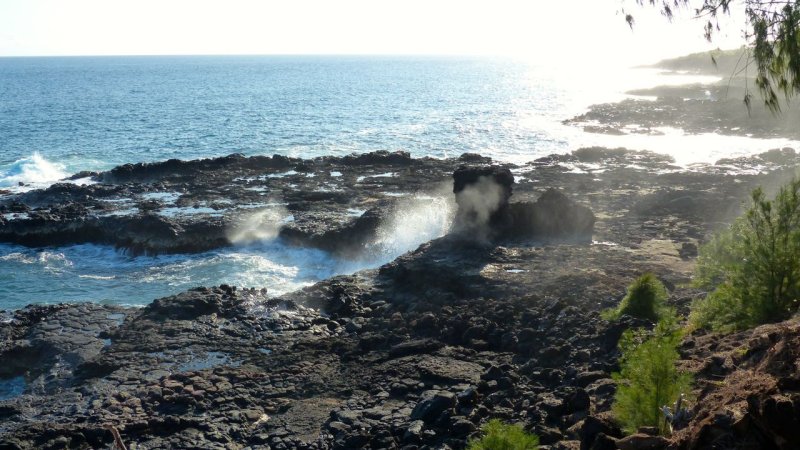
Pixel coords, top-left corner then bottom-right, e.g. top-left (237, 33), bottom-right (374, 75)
top-left (1, 148), bottom-right (800, 449)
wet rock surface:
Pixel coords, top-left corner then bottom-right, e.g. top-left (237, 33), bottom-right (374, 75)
top-left (1, 148), bottom-right (799, 448)
top-left (0, 151), bottom-right (465, 256)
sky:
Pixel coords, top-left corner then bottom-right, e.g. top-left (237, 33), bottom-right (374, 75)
top-left (0, 0), bottom-right (747, 66)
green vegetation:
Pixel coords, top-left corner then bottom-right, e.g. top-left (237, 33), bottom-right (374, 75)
top-left (692, 179), bottom-right (800, 331)
top-left (624, 0), bottom-right (800, 112)
top-left (612, 315), bottom-right (693, 435)
top-left (603, 273), bottom-right (670, 321)
top-left (467, 419), bottom-right (539, 450)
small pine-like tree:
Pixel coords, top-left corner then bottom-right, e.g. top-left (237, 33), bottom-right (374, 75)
top-left (612, 316), bottom-right (693, 435)
top-left (604, 273), bottom-right (669, 322)
top-left (692, 178), bottom-right (800, 331)
top-left (467, 419), bottom-right (539, 450)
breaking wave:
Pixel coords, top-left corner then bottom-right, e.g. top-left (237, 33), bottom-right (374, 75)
top-left (0, 153), bottom-right (68, 191)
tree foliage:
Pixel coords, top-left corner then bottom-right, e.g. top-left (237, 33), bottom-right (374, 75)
top-left (625, 0), bottom-right (800, 112)
top-left (692, 178), bottom-right (800, 331)
top-left (612, 316), bottom-right (693, 435)
top-left (467, 419), bottom-right (539, 450)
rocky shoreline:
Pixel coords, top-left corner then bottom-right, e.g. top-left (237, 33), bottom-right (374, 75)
top-left (567, 52), bottom-right (800, 140)
top-left (2, 146), bottom-right (800, 449)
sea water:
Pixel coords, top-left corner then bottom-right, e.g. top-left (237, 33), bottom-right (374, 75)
top-left (0, 191), bottom-right (454, 309)
top-left (0, 56), bottom-right (797, 308)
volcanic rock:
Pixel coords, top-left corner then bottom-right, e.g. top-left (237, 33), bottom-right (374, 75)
top-left (1, 148), bottom-right (799, 449)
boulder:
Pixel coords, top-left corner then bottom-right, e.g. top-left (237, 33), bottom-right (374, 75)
top-left (573, 414), bottom-right (622, 450)
top-left (410, 390), bottom-right (457, 423)
top-left (388, 339), bottom-right (443, 358)
top-left (340, 150), bottom-right (413, 166)
top-left (615, 434), bottom-right (669, 450)
top-left (403, 420), bottom-right (425, 444)
top-left (749, 393), bottom-right (800, 449)
top-left (507, 189), bottom-right (595, 242)
top-left (450, 166), bottom-right (594, 242)
top-left (143, 287), bottom-right (239, 320)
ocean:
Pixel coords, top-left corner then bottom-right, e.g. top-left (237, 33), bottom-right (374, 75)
top-left (0, 55), bottom-right (796, 309)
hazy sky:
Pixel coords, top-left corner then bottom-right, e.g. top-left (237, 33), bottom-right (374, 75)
top-left (0, 0), bottom-right (746, 65)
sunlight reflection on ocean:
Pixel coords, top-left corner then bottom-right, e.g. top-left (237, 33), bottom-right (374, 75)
top-left (1, 56), bottom-right (793, 184)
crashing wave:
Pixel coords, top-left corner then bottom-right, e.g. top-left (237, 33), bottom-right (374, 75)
top-left (0, 152), bottom-right (68, 191)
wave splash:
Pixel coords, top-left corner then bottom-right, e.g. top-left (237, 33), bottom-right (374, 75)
top-left (0, 153), bottom-right (68, 190)
top-left (366, 189), bottom-right (456, 262)
top-left (227, 205), bottom-right (292, 245)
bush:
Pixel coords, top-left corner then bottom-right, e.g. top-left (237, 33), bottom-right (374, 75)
top-left (612, 315), bottom-right (692, 435)
top-left (692, 179), bottom-right (800, 331)
top-left (603, 273), bottom-right (669, 321)
top-left (467, 419), bottom-right (539, 450)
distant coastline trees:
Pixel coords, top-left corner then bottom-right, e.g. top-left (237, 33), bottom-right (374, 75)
top-left (624, 0), bottom-right (800, 112)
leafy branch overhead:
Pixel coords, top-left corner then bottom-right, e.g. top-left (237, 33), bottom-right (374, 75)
top-left (625, 0), bottom-right (800, 112)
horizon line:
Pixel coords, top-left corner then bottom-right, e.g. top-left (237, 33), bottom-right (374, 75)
top-left (0, 52), bottom-right (515, 59)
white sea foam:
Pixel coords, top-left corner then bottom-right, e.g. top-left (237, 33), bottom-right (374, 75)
top-left (159, 206), bottom-right (222, 218)
top-left (79, 274), bottom-right (116, 280)
top-left (0, 242), bottom-right (348, 308)
top-left (0, 153), bottom-right (68, 192)
top-left (1, 213), bottom-right (30, 221)
top-left (65, 176), bottom-right (97, 187)
top-left (141, 192), bottom-right (181, 203)
top-left (0, 252), bottom-right (36, 264)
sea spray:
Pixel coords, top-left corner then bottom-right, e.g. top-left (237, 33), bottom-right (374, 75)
top-left (452, 176), bottom-right (505, 237)
top-left (0, 153), bottom-right (67, 190)
top-left (450, 167), bottom-right (514, 242)
top-left (226, 204), bottom-right (292, 245)
top-left (367, 186), bottom-right (456, 260)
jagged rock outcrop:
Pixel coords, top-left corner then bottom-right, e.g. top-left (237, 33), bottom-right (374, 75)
top-left (508, 189), bottom-right (595, 242)
top-left (0, 151), bottom-right (457, 256)
top-left (451, 165), bottom-right (595, 242)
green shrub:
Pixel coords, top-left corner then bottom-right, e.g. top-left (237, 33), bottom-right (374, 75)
top-left (603, 273), bottom-right (669, 321)
top-left (692, 179), bottom-right (800, 331)
top-left (612, 315), bottom-right (692, 435)
top-left (467, 419), bottom-right (539, 450)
